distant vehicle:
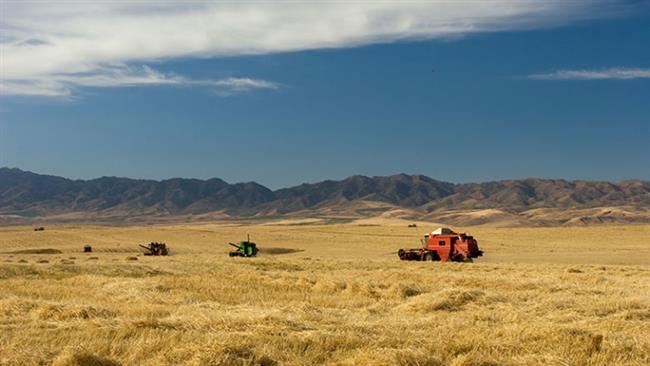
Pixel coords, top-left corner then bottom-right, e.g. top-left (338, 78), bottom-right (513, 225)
top-left (34, 227), bottom-right (45, 231)
top-left (398, 227), bottom-right (483, 262)
top-left (139, 242), bottom-right (169, 256)
top-left (228, 235), bottom-right (258, 257)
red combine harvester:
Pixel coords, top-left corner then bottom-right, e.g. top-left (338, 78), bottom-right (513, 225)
top-left (398, 227), bottom-right (483, 262)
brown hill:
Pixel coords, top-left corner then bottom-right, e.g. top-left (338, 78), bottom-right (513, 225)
top-left (1, 167), bottom-right (649, 226)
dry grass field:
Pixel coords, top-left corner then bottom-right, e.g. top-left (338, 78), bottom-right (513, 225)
top-left (1, 221), bottom-right (649, 365)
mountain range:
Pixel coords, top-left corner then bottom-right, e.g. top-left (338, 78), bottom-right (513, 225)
top-left (1, 167), bottom-right (649, 226)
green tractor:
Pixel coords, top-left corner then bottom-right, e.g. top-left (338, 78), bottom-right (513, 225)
top-left (228, 238), bottom-right (258, 257)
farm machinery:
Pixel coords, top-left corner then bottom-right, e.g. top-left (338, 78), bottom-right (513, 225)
top-left (139, 242), bottom-right (169, 256)
top-left (228, 235), bottom-right (258, 257)
top-left (398, 227), bottom-right (483, 262)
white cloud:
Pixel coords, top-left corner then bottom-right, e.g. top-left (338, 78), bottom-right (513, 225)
top-left (528, 67), bottom-right (650, 80)
top-left (1, 65), bottom-right (280, 97)
top-left (0, 1), bottom-right (644, 97)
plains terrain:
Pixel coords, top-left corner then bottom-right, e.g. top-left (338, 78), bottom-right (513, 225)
top-left (1, 221), bottom-right (649, 365)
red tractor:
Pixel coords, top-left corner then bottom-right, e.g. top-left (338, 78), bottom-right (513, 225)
top-left (398, 228), bottom-right (483, 262)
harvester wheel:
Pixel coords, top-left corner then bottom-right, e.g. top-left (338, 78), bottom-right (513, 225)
top-left (425, 253), bottom-right (434, 261)
top-left (453, 254), bottom-right (470, 262)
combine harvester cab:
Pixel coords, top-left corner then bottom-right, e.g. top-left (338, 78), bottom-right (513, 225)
top-left (398, 227), bottom-right (483, 262)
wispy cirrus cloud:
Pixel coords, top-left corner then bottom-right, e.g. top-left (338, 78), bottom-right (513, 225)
top-left (1, 1), bottom-right (647, 97)
top-left (528, 67), bottom-right (650, 80)
top-left (1, 65), bottom-right (280, 98)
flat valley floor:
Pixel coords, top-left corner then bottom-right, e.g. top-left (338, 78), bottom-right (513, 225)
top-left (1, 222), bottom-right (649, 365)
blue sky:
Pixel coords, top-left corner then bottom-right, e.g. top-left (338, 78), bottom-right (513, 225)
top-left (1, 1), bottom-right (649, 188)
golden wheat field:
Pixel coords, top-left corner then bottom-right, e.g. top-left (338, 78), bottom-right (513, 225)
top-left (0, 221), bottom-right (649, 366)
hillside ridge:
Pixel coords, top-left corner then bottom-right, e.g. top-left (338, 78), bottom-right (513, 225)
top-left (1, 167), bottom-right (649, 226)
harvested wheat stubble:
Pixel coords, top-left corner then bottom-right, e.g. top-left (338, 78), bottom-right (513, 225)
top-left (95, 247), bottom-right (139, 253)
top-left (52, 346), bottom-right (120, 366)
top-left (260, 247), bottom-right (304, 255)
top-left (0, 223), bottom-right (648, 365)
top-left (7, 248), bottom-right (62, 254)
